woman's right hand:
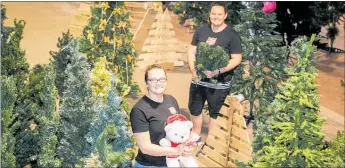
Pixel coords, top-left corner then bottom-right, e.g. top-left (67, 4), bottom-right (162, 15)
top-left (176, 144), bottom-right (185, 155)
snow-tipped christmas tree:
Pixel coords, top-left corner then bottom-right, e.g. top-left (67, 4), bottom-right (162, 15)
top-left (230, 2), bottom-right (288, 130)
top-left (80, 2), bottom-right (139, 97)
top-left (37, 64), bottom-right (61, 167)
top-left (240, 35), bottom-right (344, 168)
top-left (86, 82), bottom-right (135, 167)
top-left (56, 39), bottom-right (95, 167)
top-left (1, 76), bottom-right (18, 168)
top-left (49, 30), bottom-right (74, 99)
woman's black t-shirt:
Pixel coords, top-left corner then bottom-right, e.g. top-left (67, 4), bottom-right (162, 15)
top-left (191, 24), bottom-right (243, 83)
top-left (130, 94), bottom-right (180, 166)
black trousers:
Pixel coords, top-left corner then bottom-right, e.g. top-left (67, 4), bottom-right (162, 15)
top-left (188, 83), bottom-right (230, 119)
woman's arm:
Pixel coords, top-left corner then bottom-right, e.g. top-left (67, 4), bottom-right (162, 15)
top-left (188, 45), bottom-right (199, 81)
top-left (134, 132), bottom-right (184, 156)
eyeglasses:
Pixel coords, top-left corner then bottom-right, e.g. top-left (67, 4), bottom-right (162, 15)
top-left (147, 78), bottom-right (167, 83)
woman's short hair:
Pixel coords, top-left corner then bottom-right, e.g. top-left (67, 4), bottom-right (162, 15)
top-left (209, 2), bottom-right (227, 13)
top-left (144, 64), bottom-right (167, 83)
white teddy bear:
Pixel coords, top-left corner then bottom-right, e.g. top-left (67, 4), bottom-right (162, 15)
top-left (159, 114), bottom-right (199, 167)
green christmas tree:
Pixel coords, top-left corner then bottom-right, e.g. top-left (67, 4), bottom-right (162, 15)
top-left (14, 65), bottom-right (46, 168)
top-left (327, 131), bottom-right (345, 165)
top-left (172, 2), bottom-right (244, 29)
top-left (241, 35), bottom-right (344, 168)
top-left (86, 84), bottom-right (135, 167)
top-left (37, 64), bottom-right (61, 167)
top-left (1, 5), bottom-right (29, 101)
top-left (49, 30), bottom-right (74, 99)
top-left (80, 2), bottom-right (139, 97)
top-left (56, 39), bottom-right (95, 168)
top-left (1, 5), bottom-right (30, 132)
top-left (1, 76), bottom-right (18, 168)
top-left (229, 2), bottom-right (288, 146)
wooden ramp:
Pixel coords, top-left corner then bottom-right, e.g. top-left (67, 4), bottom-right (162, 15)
top-left (138, 8), bottom-right (188, 71)
top-left (196, 96), bottom-right (252, 167)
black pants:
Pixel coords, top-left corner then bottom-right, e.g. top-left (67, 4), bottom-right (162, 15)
top-left (188, 83), bottom-right (230, 119)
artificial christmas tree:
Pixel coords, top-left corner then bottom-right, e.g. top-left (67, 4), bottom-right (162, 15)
top-left (14, 65), bottom-right (46, 168)
top-left (49, 30), bottom-right (74, 99)
top-left (37, 64), bottom-right (61, 167)
top-left (1, 4), bottom-right (29, 109)
top-left (56, 39), bottom-right (95, 167)
top-left (240, 35), bottom-right (344, 168)
top-left (231, 2), bottom-right (288, 128)
top-left (1, 76), bottom-right (18, 168)
top-left (80, 2), bottom-right (139, 97)
top-left (86, 84), bottom-right (135, 167)
top-left (90, 57), bottom-right (112, 103)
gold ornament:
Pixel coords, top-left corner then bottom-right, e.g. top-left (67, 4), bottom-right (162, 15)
top-left (103, 2), bottom-right (110, 10)
top-left (114, 66), bottom-right (119, 73)
top-left (113, 8), bottom-right (122, 15)
top-left (100, 19), bottom-right (107, 26)
top-left (98, 25), bottom-right (105, 31)
top-left (127, 55), bottom-right (132, 62)
top-left (104, 36), bottom-right (111, 43)
top-left (117, 39), bottom-right (123, 47)
top-left (119, 21), bottom-right (127, 28)
top-left (29, 122), bottom-right (37, 131)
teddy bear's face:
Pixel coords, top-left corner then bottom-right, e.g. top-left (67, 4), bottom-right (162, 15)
top-left (164, 120), bottom-right (193, 143)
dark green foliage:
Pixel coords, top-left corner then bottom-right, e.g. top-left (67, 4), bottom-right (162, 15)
top-left (56, 39), bottom-right (95, 168)
top-left (50, 30), bottom-right (74, 99)
top-left (1, 5), bottom-right (29, 101)
top-left (14, 65), bottom-right (47, 168)
top-left (1, 76), bottom-right (18, 168)
top-left (230, 2), bottom-right (288, 126)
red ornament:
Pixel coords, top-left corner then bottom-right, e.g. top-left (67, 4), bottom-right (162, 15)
top-left (262, 1), bottom-right (276, 14)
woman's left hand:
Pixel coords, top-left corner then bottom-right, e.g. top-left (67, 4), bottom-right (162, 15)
top-left (203, 70), bottom-right (218, 78)
top-left (181, 145), bottom-right (194, 157)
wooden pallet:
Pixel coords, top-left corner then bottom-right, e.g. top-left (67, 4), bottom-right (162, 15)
top-left (196, 96), bottom-right (253, 167)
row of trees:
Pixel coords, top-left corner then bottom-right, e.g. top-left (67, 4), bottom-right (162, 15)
top-left (172, 1), bottom-right (345, 52)
top-left (172, 1), bottom-right (344, 167)
top-left (1, 2), bottom-right (138, 167)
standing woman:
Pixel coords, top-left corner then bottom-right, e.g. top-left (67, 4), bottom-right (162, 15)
top-left (130, 64), bottom-right (193, 167)
top-left (187, 2), bottom-right (243, 144)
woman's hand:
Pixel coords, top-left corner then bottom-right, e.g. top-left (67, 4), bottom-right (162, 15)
top-left (203, 69), bottom-right (219, 78)
top-left (176, 144), bottom-right (185, 155)
top-left (191, 71), bottom-right (201, 82)
top-left (181, 145), bottom-right (194, 157)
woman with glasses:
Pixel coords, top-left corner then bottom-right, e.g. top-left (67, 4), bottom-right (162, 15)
top-left (130, 64), bottom-right (194, 167)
